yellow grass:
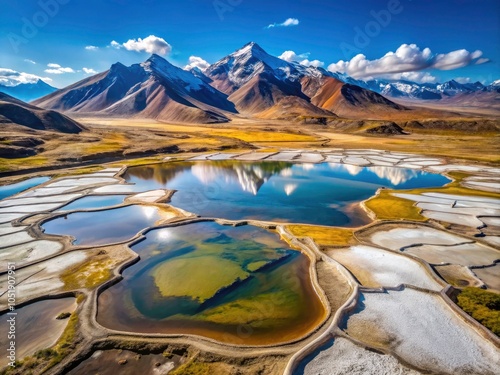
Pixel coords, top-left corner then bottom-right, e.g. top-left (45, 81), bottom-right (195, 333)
top-left (364, 189), bottom-right (427, 222)
top-left (364, 172), bottom-right (500, 222)
top-left (287, 225), bottom-right (355, 247)
top-left (0, 156), bottom-right (48, 173)
top-left (61, 256), bottom-right (113, 290)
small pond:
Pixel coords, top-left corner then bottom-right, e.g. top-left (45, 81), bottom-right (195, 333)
top-left (97, 222), bottom-right (325, 345)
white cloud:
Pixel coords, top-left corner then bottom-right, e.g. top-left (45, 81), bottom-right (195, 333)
top-left (0, 68), bottom-right (52, 86)
top-left (383, 71), bottom-right (438, 84)
top-left (121, 35), bottom-right (172, 55)
top-left (85, 45), bottom-right (99, 51)
top-left (300, 59), bottom-right (324, 68)
top-left (24, 59), bottom-right (36, 65)
top-left (184, 56), bottom-right (210, 71)
top-left (327, 44), bottom-right (489, 79)
top-left (82, 67), bottom-right (98, 74)
top-left (454, 77), bottom-right (471, 84)
top-left (279, 50), bottom-right (306, 62)
top-left (45, 63), bottom-right (75, 74)
top-left (475, 58), bottom-right (489, 65)
top-left (278, 50), bottom-right (324, 68)
top-left (266, 18), bottom-right (299, 29)
top-left (110, 40), bottom-right (121, 49)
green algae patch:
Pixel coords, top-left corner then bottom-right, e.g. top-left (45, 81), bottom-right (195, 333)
top-left (246, 260), bottom-right (270, 272)
top-left (152, 256), bottom-right (249, 302)
top-left (194, 288), bottom-right (302, 328)
top-left (457, 287), bottom-right (500, 336)
top-left (97, 222), bottom-right (326, 345)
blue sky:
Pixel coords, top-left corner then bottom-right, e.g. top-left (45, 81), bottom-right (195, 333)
top-left (0, 0), bottom-right (498, 88)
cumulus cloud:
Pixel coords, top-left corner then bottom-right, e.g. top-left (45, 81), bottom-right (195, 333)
top-left (454, 77), bottom-right (471, 84)
top-left (382, 71), bottom-right (438, 84)
top-left (85, 45), bottom-right (99, 51)
top-left (24, 59), bottom-right (36, 65)
top-left (279, 50), bottom-right (306, 62)
top-left (300, 59), bottom-right (324, 68)
top-left (278, 50), bottom-right (324, 68)
top-left (184, 56), bottom-right (210, 71)
top-left (266, 18), bottom-right (299, 29)
top-left (0, 68), bottom-right (52, 86)
top-left (110, 40), bottom-right (121, 49)
top-left (82, 67), bottom-right (98, 74)
top-left (327, 44), bottom-right (489, 79)
top-left (121, 35), bottom-right (172, 55)
top-left (45, 63), bottom-right (75, 74)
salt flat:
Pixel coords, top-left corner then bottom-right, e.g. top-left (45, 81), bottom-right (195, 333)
top-left (370, 227), bottom-right (469, 250)
top-left (298, 337), bottom-right (422, 375)
top-left (327, 245), bottom-right (442, 291)
top-left (344, 289), bottom-right (500, 375)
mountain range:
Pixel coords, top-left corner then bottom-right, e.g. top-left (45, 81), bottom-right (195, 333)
top-left (0, 80), bottom-right (57, 102)
top-left (15, 42), bottom-right (498, 123)
top-left (347, 77), bottom-right (500, 101)
top-left (31, 43), bottom-right (409, 123)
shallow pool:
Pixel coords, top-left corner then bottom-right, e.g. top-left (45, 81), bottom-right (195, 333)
top-left (97, 222), bottom-right (325, 345)
top-left (42, 205), bottom-right (164, 246)
top-left (0, 176), bottom-right (50, 200)
top-left (56, 195), bottom-right (126, 212)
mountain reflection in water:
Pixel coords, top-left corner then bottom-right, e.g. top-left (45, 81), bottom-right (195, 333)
top-left (123, 161), bottom-right (450, 226)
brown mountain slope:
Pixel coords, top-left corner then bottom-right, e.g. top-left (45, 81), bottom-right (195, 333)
top-left (0, 93), bottom-right (84, 133)
top-left (257, 96), bottom-right (336, 120)
top-left (33, 55), bottom-right (236, 124)
top-left (303, 77), bottom-right (407, 118)
top-left (228, 72), bottom-right (308, 114)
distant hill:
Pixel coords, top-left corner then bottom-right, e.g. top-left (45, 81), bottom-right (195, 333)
top-left (0, 80), bottom-right (57, 102)
top-left (0, 92), bottom-right (84, 133)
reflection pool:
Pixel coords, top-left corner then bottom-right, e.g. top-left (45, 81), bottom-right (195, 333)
top-left (123, 161), bottom-right (450, 226)
top-left (42, 205), bottom-right (165, 246)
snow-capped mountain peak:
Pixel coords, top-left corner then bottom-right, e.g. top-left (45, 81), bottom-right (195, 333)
top-left (141, 53), bottom-right (213, 92)
top-left (205, 42), bottom-right (329, 92)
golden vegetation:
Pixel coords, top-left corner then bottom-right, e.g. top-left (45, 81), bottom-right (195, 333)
top-left (61, 254), bottom-right (113, 290)
top-left (364, 189), bottom-right (427, 222)
top-left (364, 172), bottom-right (500, 222)
top-left (456, 287), bottom-right (500, 336)
top-left (0, 156), bottom-right (48, 173)
top-left (287, 225), bottom-right (355, 247)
